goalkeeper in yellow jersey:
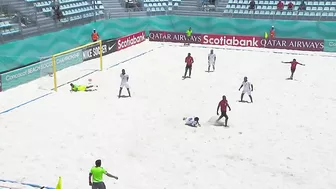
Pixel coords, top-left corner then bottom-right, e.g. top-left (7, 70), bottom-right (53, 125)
top-left (70, 83), bottom-right (98, 92)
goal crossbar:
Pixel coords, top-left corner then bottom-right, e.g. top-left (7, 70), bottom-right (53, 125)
top-left (51, 40), bottom-right (103, 91)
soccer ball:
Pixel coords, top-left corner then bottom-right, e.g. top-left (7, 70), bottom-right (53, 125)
top-left (88, 79), bottom-right (92, 82)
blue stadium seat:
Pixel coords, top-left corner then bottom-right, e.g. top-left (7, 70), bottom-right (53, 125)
top-left (0, 20), bottom-right (20, 35)
top-left (26, 0), bottom-right (104, 22)
top-left (146, 0), bottom-right (182, 12)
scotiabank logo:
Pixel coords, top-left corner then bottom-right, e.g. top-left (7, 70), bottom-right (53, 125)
top-left (202, 34), bottom-right (261, 47)
top-left (117, 31), bottom-right (146, 51)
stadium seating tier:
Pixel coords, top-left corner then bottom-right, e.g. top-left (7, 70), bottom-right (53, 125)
top-left (225, 0), bottom-right (336, 18)
top-left (143, 0), bottom-right (182, 12)
top-left (25, 0), bottom-right (105, 23)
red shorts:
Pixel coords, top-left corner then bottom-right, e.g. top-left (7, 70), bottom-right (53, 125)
top-left (291, 67), bottom-right (296, 73)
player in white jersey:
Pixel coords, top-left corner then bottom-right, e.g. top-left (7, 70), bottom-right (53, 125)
top-left (183, 117), bottom-right (200, 127)
top-left (238, 76), bottom-right (253, 103)
top-left (207, 49), bottom-right (216, 72)
top-left (118, 69), bottom-right (131, 98)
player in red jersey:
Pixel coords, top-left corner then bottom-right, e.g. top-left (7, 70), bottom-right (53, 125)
top-left (282, 59), bottom-right (305, 80)
top-left (216, 95), bottom-right (231, 127)
top-left (183, 53), bottom-right (194, 78)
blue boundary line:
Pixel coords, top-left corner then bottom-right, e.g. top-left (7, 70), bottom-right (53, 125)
top-left (0, 47), bottom-right (158, 115)
top-left (0, 93), bottom-right (53, 115)
top-left (0, 179), bottom-right (55, 189)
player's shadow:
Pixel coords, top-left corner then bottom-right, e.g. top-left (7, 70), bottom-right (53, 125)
top-left (185, 124), bottom-right (197, 128)
top-left (205, 70), bottom-right (214, 73)
top-left (238, 100), bottom-right (250, 103)
top-left (211, 122), bottom-right (227, 127)
top-left (118, 95), bottom-right (130, 98)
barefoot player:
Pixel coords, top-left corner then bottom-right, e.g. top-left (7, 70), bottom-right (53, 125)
top-left (216, 95), bottom-right (231, 127)
top-left (208, 49), bottom-right (216, 72)
top-left (282, 59), bottom-right (305, 80)
top-left (183, 53), bottom-right (194, 78)
top-left (183, 116), bottom-right (200, 127)
top-left (118, 69), bottom-right (131, 98)
top-left (238, 76), bottom-right (253, 103)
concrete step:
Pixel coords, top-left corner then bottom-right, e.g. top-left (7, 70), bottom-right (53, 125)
top-left (181, 1), bottom-right (197, 3)
top-left (104, 2), bottom-right (121, 5)
top-left (178, 5), bottom-right (199, 11)
top-left (107, 12), bottom-right (129, 17)
top-left (105, 7), bottom-right (126, 11)
top-left (182, 0), bottom-right (197, 2)
top-left (181, 2), bottom-right (198, 5)
top-left (22, 26), bottom-right (38, 35)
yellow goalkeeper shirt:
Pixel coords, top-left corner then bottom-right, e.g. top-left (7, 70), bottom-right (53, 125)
top-left (72, 85), bottom-right (86, 91)
top-left (78, 85), bottom-right (87, 91)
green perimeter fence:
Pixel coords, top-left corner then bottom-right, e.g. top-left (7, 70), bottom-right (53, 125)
top-left (0, 15), bottom-right (336, 91)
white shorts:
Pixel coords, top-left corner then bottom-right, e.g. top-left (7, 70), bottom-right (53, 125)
top-left (208, 61), bottom-right (215, 66)
top-left (120, 82), bottom-right (129, 88)
top-left (185, 120), bottom-right (197, 127)
top-left (242, 89), bottom-right (251, 95)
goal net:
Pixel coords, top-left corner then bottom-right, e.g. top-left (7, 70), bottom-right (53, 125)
top-left (38, 40), bottom-right (103, 91)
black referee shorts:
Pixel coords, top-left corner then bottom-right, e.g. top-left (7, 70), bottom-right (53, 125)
top-left (92, 182), bottom-right (106, 189)
top-left (186, 35), bottom-right (191, 41)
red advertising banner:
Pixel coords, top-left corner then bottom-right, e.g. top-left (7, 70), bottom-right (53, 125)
top-left (149, 31), bottom-right (202, 44)
top-left (201, 34), bottom-right (262, 47)
top-left (149, 31), bottom-right (261, 47)
top-left (260, 38), bottom-right (324, 51)
top-left (149, 31), bottom-right (324, 52)
top-left (117, 31), bottom-right (146, 51)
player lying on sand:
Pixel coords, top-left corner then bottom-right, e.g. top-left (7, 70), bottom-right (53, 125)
top-left (70, 83), bottom-right (98, 92)
top-left (183, 117), bottom-right (200, 127)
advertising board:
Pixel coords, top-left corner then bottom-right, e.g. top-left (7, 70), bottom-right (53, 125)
top-left (201, 34), bottom-right (261, 47)
top-left (149, 31), bottom-right (202, 44)
top-left (323, 39), bottom-right (336, 52)
top-left (0, 50), bottom-right (83, 91)
top-left (82, 39), bottom-right (117, 61)
top-left (117, 31), bottom-right (146, 51)
top-left (149, 31), bottom-right (324, 51)
top-left (260, 38), bottom-right (324, 51)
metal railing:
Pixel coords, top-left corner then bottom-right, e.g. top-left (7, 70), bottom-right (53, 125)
top-left (222, 9), bottom-right (336, 21)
